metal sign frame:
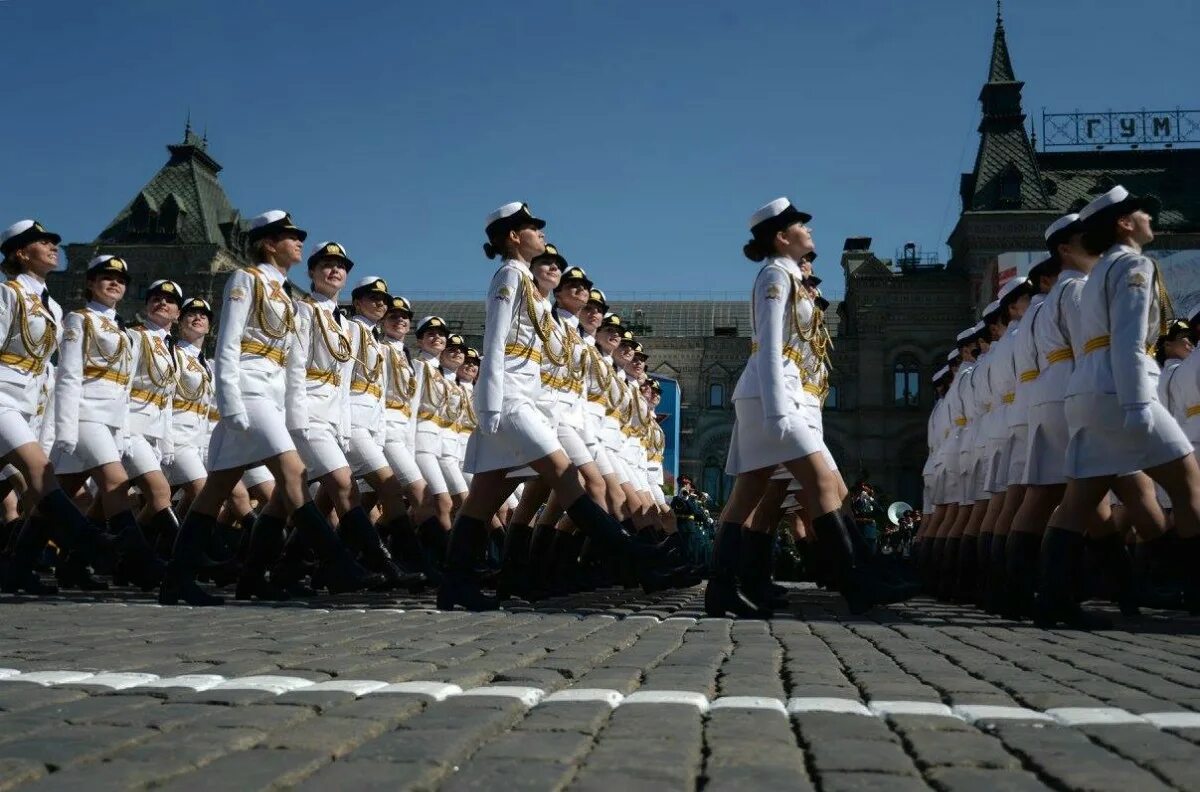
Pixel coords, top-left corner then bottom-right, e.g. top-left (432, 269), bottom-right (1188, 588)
top-left (1041, 109), bottom-right (1200, 148)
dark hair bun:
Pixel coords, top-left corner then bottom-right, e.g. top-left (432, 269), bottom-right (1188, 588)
top-left (743, 239), bottom-right (767, 262)
top-left (483, 242), bottom-right (498, 259)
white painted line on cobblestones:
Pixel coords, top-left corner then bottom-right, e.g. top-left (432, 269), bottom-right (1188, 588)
top-left (624, 615), bottom-right (661, 623)
top-left (664, 617), bottom-right (697, 624)
top-left (6, 671), bottom-right (96, 686)
top-left (1046, 707), bottom-right (1147, 726)
top-left (374, 682), bottom-right (462, 700)
top-left (542, 689), bottom-right (625, 707)
top-left (301, 680), bottom-right (389, 695)
top-left (952, 704), bottom-right (1054, 723)
top-left (710, 696), bottom-right (788, 715)
top-left (870, 701), bottom-right (959, 719)
top-left (134, 675), bottom-right (227, 691)
top-left (622, 690), bottom-right (710, 711)
top-left (0, 669), bottom-right (19, 679)
top-left (209, 676), bottom-right (315, 694)
top-left (81, 673), bottom-right (161, 689)
top-left (1142, 712), bottom-right (1200, 729)
top-left (457, 686), bottom-right (545, 706)
top-left (786, 698), bottom-right (873, 716)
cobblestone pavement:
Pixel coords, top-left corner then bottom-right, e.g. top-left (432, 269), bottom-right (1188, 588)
top-left (4, 585), bottom-right (1200, 791)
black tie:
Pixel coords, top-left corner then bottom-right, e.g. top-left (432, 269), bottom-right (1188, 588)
top-left (115, 314), bottom-right (127, 331)
top-left (39, 289), bottom-right (51, 311)
top-left (333, 307), bottom-right (346, 326)
top-left (282, 281), bottom-right (294, 298)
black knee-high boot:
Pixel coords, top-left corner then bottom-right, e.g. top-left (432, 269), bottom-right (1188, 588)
top-left (496, 522), bottom-right (536, 600)
top-left (984, 532), bottom-right (1009, 614)
top-left (339, 506), bottom-right (420, 591)
top-left (937, 536), bottom-right (961, 600)
top-left (739, 529), bottom-right (786, 610)
top-left (417, 517), bottom-right (447, 585)
top-left (437, 515), bottom-right (499, 611)
top-left (1034, 527), bottom-right (1111, 629)
top-left (954, 535), bottom-right (978, 601)
top-left (110, 510), bottom-right (164, 591)
top-left (1, 513), bottom-right (57, 594)
top-left (566, 495), bottom-right (682, 593)
top-left (291, 503), bottom-right (383, 594)
top-left (812, 511), bottom-right (918, 614)
top-left (159, 512), bottom-right (224, 606)
top-left (975, 533), bottom-right (993, 605)
top-left (1086, 533), bottom-right (1138, 617)
top-left (1003, 531), bottom-right (1040, 618)
top-left (235, 512), bottom-right (289, 601)
top-left (704, 522), bottom-right (771, 618)
top-left (384, 513), bottom-right (427, 585)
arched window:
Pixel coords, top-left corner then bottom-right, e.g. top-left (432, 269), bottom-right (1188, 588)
top-left (702, 459), bottom-right (730, 504)
top-left (708, 382), bottom-right (725, 408)
top-left (893, 357), bottom-right (920, 407)
top-left (130, 193), bottom-right (154, 235)
top-left (158, 194), bottom-right (183, 238)
top-left (998, 164), bottom-right (1022, 206)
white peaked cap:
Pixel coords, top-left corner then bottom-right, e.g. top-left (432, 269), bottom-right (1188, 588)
top-left (947, 349), bottom-right (960, 361)
top-left (1045, 213), bottom-right (1081, 241)
top-left (998, 277), bottom-right (1029, 302)
top-left (956, 326), bottom-right (977, 343)
top-left (1078, 186), bottom-right (1130, 221)
top-left (1, 220), bottom-right (35, 245)
top-left (933, 366), bottom-right (949, 380)
top-left (249, 210), bottom-right (288, 230)
top-left (983, 299), bottom-right (1002, 318)
top-left (353, 275), bottom-right (387, 291)
top-left (971, 321), bottom-right (984, 335)
top-left (486, 202), bottom-right (525, 226)
top-left (749, 198), bottom-right (791, 228)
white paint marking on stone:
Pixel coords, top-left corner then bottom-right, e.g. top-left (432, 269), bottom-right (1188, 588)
top-left (624, 615), bottom-right (661, 623)
top-left (457, 686), bottom-right (545, 707)
top-left (870, 700), bottom-right (960, 719)
top-left (710, 696), bottom-right (788, 715)
top-left (5, 671), bottom-right (96, 686)
top-left (1142, 712), bottom-right (1200, 729)
top-left (786, 697), bottom-right (873, 717)
top-left (953, 704), bottom-right (1054, 723)
top-left (621, 690), bottom-right (710, 712)
top-left (542, 689), bottom-right (625, 708)
top-left (78, 673), bottom-right (160, 690)
top-left (593, 614), bottom-right (618, 621)
top-left (1046, 707), bottom-right (1147, 726)
top-left (300, 680), bottom-right (389, 696)
top-left (378, 609), bottom-right (406, 615)
top-left (664, 617), bottom-right (698, 624)
top-left (0, 669), bottom-right (20, 679)
top-left (134, 675), bottom-right (227, 691)
top-left (209, 676), bottom-right (315, 695)
top-left (372, 682), bottom-right (463, 701)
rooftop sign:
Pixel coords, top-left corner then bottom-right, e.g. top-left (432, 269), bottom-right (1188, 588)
top-left (1041, 109), bottom-right (1200, 149)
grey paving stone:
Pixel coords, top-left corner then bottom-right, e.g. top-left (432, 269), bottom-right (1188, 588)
top-left (0, 687), bottom-right (88, 714)
top-left (806, 737), bottom-right (920, 775)
top-left (471, 731), bottom-right (593, 763)
top-left (793, 713), bottom-right (901, 743)
top-left (440, 758), bottom-right (578, 791)
top-left (704, 764), bottom-right (815, 791)
top-left (0, 757), bottom-right (48, 789)
top-left (153, 747), bottom-right (330, 790)
top-left (991, 723), bottom-right (1172, 792)
top-left (817, 771), bottom-right (933, 791)
top-left (517, 703), bottom-right (614, 735)
top-left (0, 724), bottom-right (155, 769)
top-left (925, 766), bottom-right (1053, 790)
top-left (108, 727), bottom-right (268, 767)
top-left (255, 715), bottom-right (390, 758)
top-left (902, 729), bottom-right (1022, 769)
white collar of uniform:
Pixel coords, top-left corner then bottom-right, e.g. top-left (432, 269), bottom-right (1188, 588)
top-left (768, 255), bottom-right (801, 277)
top-left (351, 314), bottom-right (375, 329)
top-left (556, 307), bottom-right (579, 327)
top-left (312, 292), bottom-right (337, 305)
top-left (1030, 293), bottom-right (1046, 308)
top-left (616, 368), bottom-right (627, 382)
top-left (142, 318), bottom-right (169, 336)
top-left (506, 258), bottom-right (532, 278)
top-left (583, 334), bottom-right (596, 346)
top-left (1058, 268), bottom-right (1086, 283)
top-left (1164, 358), bottom-right (1183, 371)
top-left (382, 335), bottom-right (405, 348)
top-left (1111, 243), bottom-right (1140, 258)
top-left (418, 349), bottom-right (438, 363)
top-left (86, 300), bottom-right (117, 319)
top-left (254, 263), bottom-right (288, 283)
top-left (14, 272), bottom-right (47, 296)
top-left (176, 338), bottom-right (202, 355)
top-left (1005, 319), bottom-right (1020, 335)
top-left (459, 380), bottom-right (474, 392)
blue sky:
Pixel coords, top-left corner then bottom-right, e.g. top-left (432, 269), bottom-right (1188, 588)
top-left (3, 0), bottom-right (1197, 299)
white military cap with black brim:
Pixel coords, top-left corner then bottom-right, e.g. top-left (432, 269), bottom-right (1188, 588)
top-left (247, 210), bottom-right (307, 243)
top-left (444, 333), bottom-right (467, 351)
top-left (485, 202), bottom-right (546, 238)
top-left (385, 295), bottom-right (413, 319)
top-left (586, 288), bottom-right (609, 312)
top-left (533, 243), bottom-right (569, 271)
top-left (998, 276), bottom-right (1033, 309)
top-left (308, 241), bottom-right (354, 271)
top-left (600, 312), bottom-right (624, 329)
top-left (630, 341), bottom-right (649, 361)
top-left (932, 365), bottom-right (949, 383)
top-left (181, 297), bottom-right (214, 319)
top-left (351, 275), bottom-right (391, 302)
top-left (955, 325), bottom-right (978, 348)
top-left (415, 315), bottom-right (448, 338)
top-left (147, 278), bottom-right (184, 305)
top-left (805, 274), bottom-right (823, 288)
top-left (86, 254), bottom-right (132, 283)
top-left (748, 198), bottom-right (812, 242)
top-left (982, 299), bottom-right (1003, 323)
top-left (464, 347), bottom-right (481, 365)
top-left (1026, 254), bottom-right (1059, 288)
top-left (556, 265), bottom-right (594, 292)
top-left (947, 348), bottom-right (961, 363)
top-left (1044, 213), bottom-right (1083, 254)
top-left (1077, 185), bottom-right (1161, 226)
top-left (1, 219), bottom-right (61, 257)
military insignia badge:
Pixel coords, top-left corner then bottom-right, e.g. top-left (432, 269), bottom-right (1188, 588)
top-left (162, 283), bottom-right (175, 293)
top-left (64, 328), bottom-right (79, 342)
top-left (1128, 272), bottom-right (1147, 288)
top-left (496, 286), bottom-right (513, 302)
top-left (230, 286), bottom-right (248, 302)
top-left (766, 283), bottom-right (783, 300)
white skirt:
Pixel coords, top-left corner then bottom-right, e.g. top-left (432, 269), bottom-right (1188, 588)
top-left (1004, 425), bottom-right (1029, 489)
top-left (1065, 392), bottom-right (1192, 479)
top-left (416, 451), bottom-right (449, 496)
top-left (0, 405), bottom-right (37, 458)
top-left (464, 401), bottom-right (560, 475)
top-left (1023, 401), bottom-right (1069, 486)
top-left (346, 430), bottom-right (389, 479)
top-left (591, 444), bottom-right (615, 478)
top-left (983, 435), bottom-right (1010, 495)
top-left (383, 440), bottom-right (424, 487)
top-left (558, 423), bottom-right (593, 468)
top-left (439, 456), bottom-right (469, 496)
top-left (241, 465), bottom-right (275, 489)
top-left (164, 444), bottom-right (207, 487)
top-left (124, 435), bottom-right (163, 479)
top-left (936, 459), bottom-right (961, 506)
top-left (52, 421), bottom-right (122, 475)
top-left (208, 397), bottom-right (294, 473)
top-left (294, 421), bottom-right (350, 479)
top-left (726, 396), bottom-right (826, 476)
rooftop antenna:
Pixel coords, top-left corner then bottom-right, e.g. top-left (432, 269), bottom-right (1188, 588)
top-left (996, 0), bottom-right (1003, 26)
top-left (184, 109), bottom-right (192, 141)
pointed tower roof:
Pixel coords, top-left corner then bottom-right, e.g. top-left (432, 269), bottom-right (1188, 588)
top-left (97, 121), bottom-right (245, 249)
top-left (960, 5), bottom-right (1049, 212)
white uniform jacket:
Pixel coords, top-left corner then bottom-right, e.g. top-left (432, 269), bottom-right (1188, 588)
top-left (126, 321), bottom-right (176, 446)
top-left (382, 337), bottom-right (419, 445)
top-left (538, 308), bottom-right (588, 431)
top-left (1009, 300), bottom-right (1043, 429)
top-left (1172, 352), bottom-right (1200, 443)
top-left (345, 316), bottom-right (387, 433)
top-left (475, 259), bottom-right (545, 417)
top-left (0, 274), bottom-right (63, 415)
top-left (986, 326), bottom-right (1018, 442)
top-left (213, 264), bottom-right (301, 420)
top-left (731, 255), bottom-right (808, 419)
top-left (1066, 245), bottom-right (1164, 407)
top-left (286, 294), bottom-right (353, 437)
top-left (170, 341), bottom-right (214, 451)
top-left (1030, 270), bottom-right (1086, 406)
top-left (54, 303), bottom-right (134, 447)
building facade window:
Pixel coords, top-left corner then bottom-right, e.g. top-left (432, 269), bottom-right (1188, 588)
top-left (708, 382), bottom-right (725, 408)
top-left (893, 357), bottom-right (920, 407)
top-left (826, 384), bottom-right (839, 410)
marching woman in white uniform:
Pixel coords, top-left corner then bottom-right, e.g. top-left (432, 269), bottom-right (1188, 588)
top-left (436, 333), bottom-right (473, 506)
top-left (1040, 186), bottom-right (1200, 626)
top-left (441, 202), bottom-right (675, 610)
top-left (53, 256), bottom-right (166, 590)
top-left (160, 210), bottom-right (380, 606)
top-left (164, 298), bottom-right (216, 519)
top-left (714, 198), bottom-right (914, 617)
top-left (0, 221), bottom-right (110, 593)
top-left (579, 289), bottom-right (626, 517)
top-left (411, 315), bottom-right (457, 575)
top-left (378, 294), bottom-right (437, 580)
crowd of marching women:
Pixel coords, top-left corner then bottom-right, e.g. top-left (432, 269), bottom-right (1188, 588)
top-left (917, 185), bottom-right (1200, 628)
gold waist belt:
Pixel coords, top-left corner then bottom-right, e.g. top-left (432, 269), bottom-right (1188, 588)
top-left (505, 343), bottom-right (542, 363)
top-left (241, 339), bottom-right (286, 366)
top-left (1019, 370), bottom-right (1039, 383)
top-left (172, 398), bottom-right (208, 416)
top-left (1001, 392), bottom-right (1015, 404)
top-left (350, 381), bottom-right (382, 399)
top-left (1187, 405), bottom-right (1200, 419)
top-left (83, 365), bottom-right (130, 386)
top-left (130, 387), bottom-right (167, 409)
top-left (541, 371), bottom-right (584, 393)
top-left (386, 400), bottom-right (412, 415)
top-left (0, 351), bottom-right (45, 376)
top-left (1046, 347), bottom-right (1074, 364)
top-left (306, 368), bottom-right (340, 387)
top-left (1083, 335), bottom-right (1154, 356)
top-left (417, 409), bottom-right (455, 429)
